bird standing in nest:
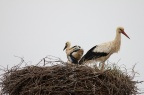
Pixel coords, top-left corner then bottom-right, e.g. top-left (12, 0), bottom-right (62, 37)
top-left (63, 41), bottom-right (84, 64)
top-left (79, 27), bottom-right (130, 71)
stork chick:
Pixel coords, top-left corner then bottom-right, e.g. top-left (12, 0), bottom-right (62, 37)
top-left (79, 27), bottom-right (130, 71)
top-left (63, 41), bottom-right (84, 64)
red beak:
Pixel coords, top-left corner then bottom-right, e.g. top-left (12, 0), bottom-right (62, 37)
top-left (122, 31), bottom-right (130, 39)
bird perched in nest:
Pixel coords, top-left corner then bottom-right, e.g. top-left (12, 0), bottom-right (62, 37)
top-left (79, 27), bottom-right (130, 71)
top-left (63, 41), bottom-right (84, 64)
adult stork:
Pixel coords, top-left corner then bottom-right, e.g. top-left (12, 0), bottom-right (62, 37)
top-left (63, 41), bottom-right (84, 64)
top-left (79, 27), bottom-right (130, 71)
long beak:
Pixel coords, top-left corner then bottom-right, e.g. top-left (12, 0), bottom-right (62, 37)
top-left (63, 45), bottom-right (67, 51)
top-left (122, 31), bottom-right (130, 39)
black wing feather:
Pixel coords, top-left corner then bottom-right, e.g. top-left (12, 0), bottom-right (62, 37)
top-left (69, 49), bottom-right (80, 64)
top-left (79, 45), bottom-right (108, 64)
top-left (71, 45), bottom-right (81, 49)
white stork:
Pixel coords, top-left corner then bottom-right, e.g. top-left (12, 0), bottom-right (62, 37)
top-left (79, 27), bottom-right (130, 71)
top-left (63, 41), bottom-right (84, 64)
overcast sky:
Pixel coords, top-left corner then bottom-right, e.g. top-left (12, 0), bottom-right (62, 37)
top-left (0, 0), bottom-right (144, 91)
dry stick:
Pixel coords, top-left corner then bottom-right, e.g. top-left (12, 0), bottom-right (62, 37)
top-left (131, 63), bottom-right (139, 80)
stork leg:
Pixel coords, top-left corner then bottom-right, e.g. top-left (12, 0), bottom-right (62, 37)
top-left (101, 62), bottom-right (105, 72)
top-left (76, 63), bottom-right (79, 67)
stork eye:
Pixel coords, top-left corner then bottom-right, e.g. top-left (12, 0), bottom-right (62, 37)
top-left (120, 28), bottom-right (124, 31)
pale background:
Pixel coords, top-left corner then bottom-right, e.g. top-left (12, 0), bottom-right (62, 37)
top-left (0, 0), bottom-right (144, 92)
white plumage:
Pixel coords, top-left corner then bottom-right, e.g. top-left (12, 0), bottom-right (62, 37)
top-left (79, 27), bottom-right (130, 71)
top-left (63, 41), bottom-right (84, 64)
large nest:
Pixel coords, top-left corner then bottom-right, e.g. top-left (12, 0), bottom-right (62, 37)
top-left (0, 56), bottom-right (142, 95)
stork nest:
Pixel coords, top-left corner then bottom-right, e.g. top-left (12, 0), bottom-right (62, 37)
top-left (0, 56), bottom-right (142, 95)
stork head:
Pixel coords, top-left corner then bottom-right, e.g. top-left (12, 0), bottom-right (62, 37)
top-left (117, 27), bottom-right (130, 39)
top-left (63, 41), bottom-right (71, 51)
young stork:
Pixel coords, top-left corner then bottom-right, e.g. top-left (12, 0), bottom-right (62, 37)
top-left (63, 41), bottom-right (84, 64)
top-left (79, 27), bottom-right (130, 71)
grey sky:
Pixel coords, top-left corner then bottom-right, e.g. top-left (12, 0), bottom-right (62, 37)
top-left (0, 0), bottom-right (144, 90)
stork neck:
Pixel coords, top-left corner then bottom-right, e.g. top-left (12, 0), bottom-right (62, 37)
top-left (67, 45), bottom-right (71, 49)
top-left (114, 31), bottom-right (121, 42)
top-left (113, 31), bottom-right (121, 52)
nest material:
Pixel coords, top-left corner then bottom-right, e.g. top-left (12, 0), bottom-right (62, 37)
top-left (0, 57), bottom-right (140, 95)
